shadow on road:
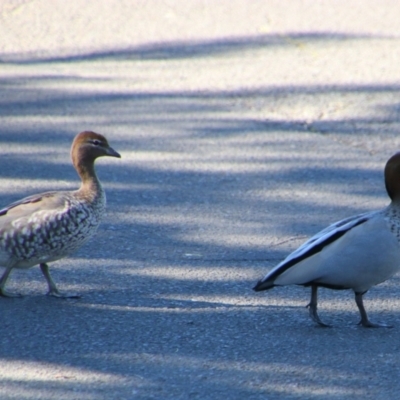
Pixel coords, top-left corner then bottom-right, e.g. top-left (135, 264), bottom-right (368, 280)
top-left (0, 32), bottom-right (399, 399)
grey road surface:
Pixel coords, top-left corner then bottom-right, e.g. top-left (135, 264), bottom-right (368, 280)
top-left (1, 1), bottom-right (400, 399)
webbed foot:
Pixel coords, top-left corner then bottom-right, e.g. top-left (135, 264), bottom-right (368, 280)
top-left (40, 263), bottom-right (81, 299)
top-left (47, 289), bottom-right (81, 299)
top-left (0, 288), bottom-right (22, 298)
top-left (357, 319), bottom-right (393, 328)
top-left (306, 302), bottom-right (331, 328)
top-left (355, 292), bottom-right (392, 328)
top-left (307, 285), bottom-right (331, 327)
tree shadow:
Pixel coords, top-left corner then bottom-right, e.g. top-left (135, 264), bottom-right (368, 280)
top-left (1, 32), bottom-right (400, 399)
top-left (1, 31), bottom-right (391, 64)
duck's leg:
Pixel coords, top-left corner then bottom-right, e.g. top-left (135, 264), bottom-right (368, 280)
top-left (0, 266), bottom-right (21, 297)
top-left (355, 291), bottom-right (392, 328)
top-left (306, 285), bottom-right (331, 327)
top-left (40, 263), bottom-right (80, 299)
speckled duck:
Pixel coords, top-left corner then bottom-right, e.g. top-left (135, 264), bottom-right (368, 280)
top-left (0, 131), bottom-right (120, 298)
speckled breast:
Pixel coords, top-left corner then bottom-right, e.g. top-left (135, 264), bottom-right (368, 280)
top-left (384, 205), bottom-right (400, 244)
top-left (0, 193), bottom-right (106, 267)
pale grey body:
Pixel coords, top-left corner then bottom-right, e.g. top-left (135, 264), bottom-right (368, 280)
top-left (0, 189), bottom-right (105, 269)
top-left (254, 151), bottom-right (400, 328)
top-left (0, 131), bottom-right (120, 298)
top-left (274, 209), bottom-right (400, 293)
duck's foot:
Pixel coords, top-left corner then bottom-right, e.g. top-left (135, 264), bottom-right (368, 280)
top-left (0, 266), bottom-right (19, 297)
top-left (47, 289), bottom-right (81, 299)
top-left (307, 285), bottom-right (331, 327)
top-left (357, 319), bottom-right (393, 328)
top-left (306, 302), bottom-right (331, 327)
top-left (40, 263), bottom-right (80, 299)
top-left (355, 291), bottom-right (392, 328)
top-left (0, 288), bottom-right (22, 298)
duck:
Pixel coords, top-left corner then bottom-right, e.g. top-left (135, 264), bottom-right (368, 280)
top-left (0, 131), bottom-right (120, 298)
top-left (253, 152), bottom-right (400, 328)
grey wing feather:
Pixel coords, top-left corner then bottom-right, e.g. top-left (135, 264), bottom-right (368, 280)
top-left (260, 210), bottom-right (376, 283)
top-left (0, 191), bottom-right (68, 217)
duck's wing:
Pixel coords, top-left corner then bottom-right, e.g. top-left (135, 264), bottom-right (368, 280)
top-left (0, 191), bottom-right (71, 231)
top-left (253, 211), bottom-right (376, 291)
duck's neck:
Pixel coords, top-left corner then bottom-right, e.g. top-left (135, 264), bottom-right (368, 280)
top-left (76, 161), bottom-right (103, 201)
top-left (390, 199), bottom-right (400, 209)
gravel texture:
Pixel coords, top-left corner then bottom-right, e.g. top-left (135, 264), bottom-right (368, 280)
top-left (1, 1), bottom-right (400, 399)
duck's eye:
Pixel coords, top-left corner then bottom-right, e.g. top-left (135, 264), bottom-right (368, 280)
top-left (91, 139), bottom-right (102, 146)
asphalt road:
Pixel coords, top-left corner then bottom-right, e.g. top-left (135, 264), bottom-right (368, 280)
top-left (1, 1), bottom-right (400, 399)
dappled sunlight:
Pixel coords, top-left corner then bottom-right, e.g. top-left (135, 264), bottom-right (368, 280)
top-left (75, 303), bottom-right (229, 314)
top-left (0, 142), bottom-right (66, 156)
top-left (86, 352), bottom-right (367, 397)
top-left (124, 265), bottom-right (253, 282)
top-left (256, 187), bottom-right (387, 210)
top-left (0, 179), bottom-right (75, 196)
top-left (0, 178), bottom-right (130, 199)
top-left (1, 12), bottom-right (400, 398)
top-left (156, 290), bottom-right (400, 312)
top-left (155, 292), bottom-right (295, 308)
top-left (0, 360), bottom-right (120, 384)
top-left (120, 147), bottom-right (384, 175)
top-left (0, 360), bottom-right (133, 400)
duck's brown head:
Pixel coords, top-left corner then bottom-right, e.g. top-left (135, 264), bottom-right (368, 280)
top-left (71, 131), bottom-right (120, 164)
top-left (384, 152), bottom-right (400, 201)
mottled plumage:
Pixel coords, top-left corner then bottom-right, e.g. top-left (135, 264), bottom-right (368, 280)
top-left (254, 152), bottom-right (400, 328)
top-left (0, 131), bottom-right (120, 297)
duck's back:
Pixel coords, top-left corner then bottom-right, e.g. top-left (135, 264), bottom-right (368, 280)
top-left (0, 189), bottom-right (105, 268)
top-left (274, 211), bottom-right (400, 293)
